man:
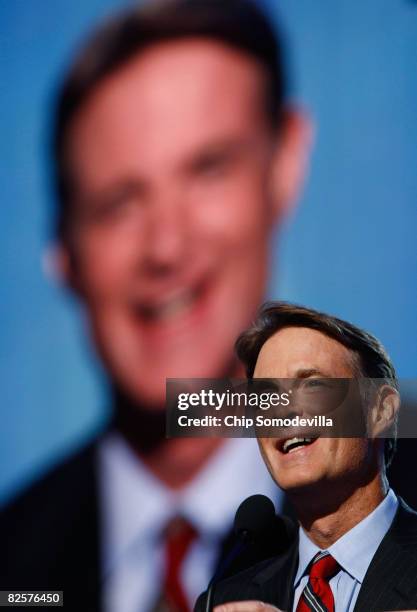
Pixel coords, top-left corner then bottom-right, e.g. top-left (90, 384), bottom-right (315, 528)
top-left (198, 301), bottom-right (417, 612)
top-left (0, 2), bottom-right (311, 611)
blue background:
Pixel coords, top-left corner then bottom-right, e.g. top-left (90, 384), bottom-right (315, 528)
top-left (1, 0), bottom-right (416, 502)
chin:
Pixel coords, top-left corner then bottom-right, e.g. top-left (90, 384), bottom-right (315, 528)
top-left (278, 475), bottom-right (324, 495)
top-left (128, 378), bottom-right (168, 409)
top-left (272, 462), bottom-right (327, 495)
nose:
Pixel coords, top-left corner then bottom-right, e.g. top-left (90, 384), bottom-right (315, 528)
top-left (283, 399), bottom-right (305, 419)
top-left (142, 189), bottom-right (189, 273)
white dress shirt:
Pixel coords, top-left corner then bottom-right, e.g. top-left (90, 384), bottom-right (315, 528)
top-left (98, 432), bottom-right (282, 612)
top-left (293, 489), bottom-right (399, 611)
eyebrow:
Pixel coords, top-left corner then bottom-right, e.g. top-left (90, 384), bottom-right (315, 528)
top-left (73, 177), bottom-right (149, 212)
top-left (183, 136), bottom-right (251, 172)
top-left (293, 368), bottom-right (332, 378)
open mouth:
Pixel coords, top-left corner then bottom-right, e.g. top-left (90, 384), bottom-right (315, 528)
top-left (279, 437), bottom-right (318, 455)
top-left (136, 288), bottom-right (197, 322)
top-left (133, 279), bottom-right (208, 325)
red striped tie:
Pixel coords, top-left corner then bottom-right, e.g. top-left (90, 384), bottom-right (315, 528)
top-left (296, 551), bottom-right (340, 612)
top-left (162, 517), bottom-right (197, 612)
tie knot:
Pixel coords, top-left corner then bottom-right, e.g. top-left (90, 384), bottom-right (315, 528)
top-left (296, 552), bottom-right (340, 612)
top-left (309, 551), bottom-right (339, 581)
top-left (164, 516), bottom-right (197, 563)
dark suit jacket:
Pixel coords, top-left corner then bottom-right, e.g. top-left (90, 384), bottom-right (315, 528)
top-left (196, 498), bottom-right (417, 612)
top-left (0, 442), bottom-right (101, 611)
top-left (0, 436), bottom-right (293, 612)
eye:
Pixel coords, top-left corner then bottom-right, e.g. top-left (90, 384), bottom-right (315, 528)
top-left (192, 150), bottom-right (236, 180)
top-left (198, 157), bottom-right (227, 176)
top-left (85, 183), bottom-right (146, 223)
top-left (304, 378), bottom-right (327, 389)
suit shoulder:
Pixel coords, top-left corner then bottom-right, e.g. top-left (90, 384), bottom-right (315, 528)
top-left (0, 437), bottom-right (103, 595)
top-left (393, 497), bottom-right (417, 544)
top-left (398, 496), bottom-right (417, 519)
top-left (0, 437), bottom-right (99, 533)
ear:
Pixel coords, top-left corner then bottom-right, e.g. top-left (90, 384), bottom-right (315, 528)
top-left (42, 241), bottom-right (81, 294)
top-left (369, 385), bottom-right (400, 439)
top-left (269, 106), bottom-right (314, 222)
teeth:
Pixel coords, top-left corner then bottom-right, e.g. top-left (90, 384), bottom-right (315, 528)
top-left (155, 291), bottom-right (194, 320)
top-left (283, 437), bottom-right (313, 454)
top-left (137, 289), bottom-right (195, 321)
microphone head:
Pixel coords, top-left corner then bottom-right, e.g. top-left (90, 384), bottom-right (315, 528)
top-left (234, 494), bottom-right (276, 541)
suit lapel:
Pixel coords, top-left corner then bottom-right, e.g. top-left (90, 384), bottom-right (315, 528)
top-left (354, 498), bottom-right (417, 612)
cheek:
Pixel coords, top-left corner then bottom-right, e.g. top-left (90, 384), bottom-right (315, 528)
top-left (257, 439), bottom-right (275, 471)
top-left (189, 169), bottom-right (273, 246)
top-left (70, 229), bottom-right (135, 297)
top-left (333, 439), bottom-right (370, 473)
top-left (192, 196), bottom-right (272, 271)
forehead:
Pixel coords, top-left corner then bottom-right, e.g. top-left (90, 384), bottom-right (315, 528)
top-left (88, 36), bottom-right (267, 115)
top-left (67, 38), bottom-right (270, 174)
top-left (254, 326), bottom-right (356, 378)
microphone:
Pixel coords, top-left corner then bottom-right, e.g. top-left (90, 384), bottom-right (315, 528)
top-left (204, 494), bottom-right (288, 612)
top-left (234, 493), bottom-right (276, 541)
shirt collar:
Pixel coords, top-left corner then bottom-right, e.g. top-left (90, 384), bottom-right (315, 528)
top-left (98, 431), bottom-right (279, 575)
top-left (294, 489), bottom-right (398, 586)
top-left (178, 436), bottom-right (281, 536)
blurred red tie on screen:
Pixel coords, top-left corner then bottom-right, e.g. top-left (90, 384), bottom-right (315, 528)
top-left (159, 517), bottom-right (197, 611)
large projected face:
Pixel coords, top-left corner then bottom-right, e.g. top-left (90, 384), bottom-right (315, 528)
top-left (59, 39), bottom-right (307, 408)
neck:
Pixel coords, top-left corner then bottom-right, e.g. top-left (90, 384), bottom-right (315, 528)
top-left (111, 360), bottom-right (243, 490)
top-left (291, 468), bottom-right (389, 549)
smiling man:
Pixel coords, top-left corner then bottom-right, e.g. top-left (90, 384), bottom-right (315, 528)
top-left (0, 1), bottom-right (311, 611)
top-left (200, 302), bottom-right (417, 612)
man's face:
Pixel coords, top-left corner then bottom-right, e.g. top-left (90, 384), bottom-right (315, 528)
top-left (255, 327), bottom-right (377, 497)
top-left (61, 39), bottom-right (294, 407)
